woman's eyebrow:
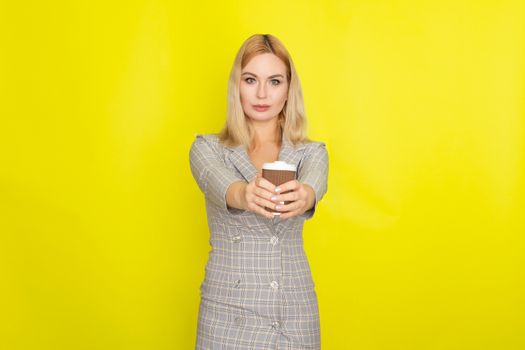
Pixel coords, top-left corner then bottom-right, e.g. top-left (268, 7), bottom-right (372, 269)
top-left (241, 72), bottom-right (284, 79)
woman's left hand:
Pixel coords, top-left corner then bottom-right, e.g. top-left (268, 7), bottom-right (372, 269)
top-left (270, 180), bottom-right (315, 219)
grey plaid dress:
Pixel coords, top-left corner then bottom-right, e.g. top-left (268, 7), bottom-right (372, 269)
top-left (189, 133), bottom-right (329, 350)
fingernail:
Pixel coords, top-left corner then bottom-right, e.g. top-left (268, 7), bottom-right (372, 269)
top-left (275, 205), bottom-right (282, 210)
top-left (275, 187), bottom-right (281, 192)
top-left (271, 196), bottom-right (277, 201)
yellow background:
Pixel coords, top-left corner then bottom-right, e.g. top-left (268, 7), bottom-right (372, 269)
top-left (1, 0), bottom-right (524, 349)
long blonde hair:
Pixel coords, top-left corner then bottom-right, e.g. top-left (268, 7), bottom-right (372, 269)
top-left (217, 34), bottom-right (312, 149)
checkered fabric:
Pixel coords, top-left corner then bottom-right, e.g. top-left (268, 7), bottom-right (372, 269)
top-left (189, 133), bottom-right (329, 349)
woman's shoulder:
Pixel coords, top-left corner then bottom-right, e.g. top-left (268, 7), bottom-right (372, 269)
top-left (192, 133), bottom-right (222, 148)
top-left (190, 133), bottom-right (228, 159)
top-left (298, 139), bottom-right (328, 162)
top-left (301, 139), bottom-right (326, 151)
top-left (194, 132), bottom-right (220, 142)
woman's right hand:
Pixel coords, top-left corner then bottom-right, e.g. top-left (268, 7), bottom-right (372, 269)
top-left (241, 172), bottom-right (279, 219)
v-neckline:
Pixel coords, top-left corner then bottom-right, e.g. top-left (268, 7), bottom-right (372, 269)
top-left (245, 141), bottom-right (284, 174)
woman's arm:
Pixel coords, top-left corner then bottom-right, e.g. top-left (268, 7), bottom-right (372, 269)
top-left (298, 142), bottom-right (329, 219)
top-left (189, 135), bottom-right (246, 213)
top-left (264, 142), bottom-right (329, 220)
top-left (225, 181), bottom-right (247, 210)
top-left (189, 134), bottom-right (278, 219)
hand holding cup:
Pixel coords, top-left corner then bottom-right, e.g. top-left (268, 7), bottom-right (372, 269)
top-left (241, 172), bottom-right (280, 219)
top-left (267, 179), bottom-right (314, 219)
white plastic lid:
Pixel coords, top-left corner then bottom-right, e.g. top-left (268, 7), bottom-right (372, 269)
top-left (262, 160), bottom-right (296, 171)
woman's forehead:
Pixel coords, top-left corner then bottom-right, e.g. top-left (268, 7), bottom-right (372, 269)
top-left (242, 53), bottom-right (287, 75)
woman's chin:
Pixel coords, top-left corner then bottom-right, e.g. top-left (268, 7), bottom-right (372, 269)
top-left (246, 114), bottom-right (279, 123)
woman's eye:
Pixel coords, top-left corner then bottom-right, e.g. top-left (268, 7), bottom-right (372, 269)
top-left (244, 78), bottom-right (281, 85)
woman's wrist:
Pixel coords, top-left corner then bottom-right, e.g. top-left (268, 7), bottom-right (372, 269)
top-left (226, 181), bottom-right (247, 210)
top-left (303, 184), bottom-right (316, 211)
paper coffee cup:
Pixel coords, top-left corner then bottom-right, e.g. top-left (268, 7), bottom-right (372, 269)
top-left (262, 161), bottom-right (297, 215)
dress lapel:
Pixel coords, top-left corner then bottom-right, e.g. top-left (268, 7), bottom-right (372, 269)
top-left (225, 135), bottom-right (306, 182)
top-left (226, 144), bottom-right (256, 182)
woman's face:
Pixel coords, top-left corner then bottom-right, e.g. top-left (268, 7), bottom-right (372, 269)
top-left (240, 53), bottom-right (289, 124)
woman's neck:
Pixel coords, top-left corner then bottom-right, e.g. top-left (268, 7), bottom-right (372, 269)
top-left (249, 119), bottom-right (281, 151)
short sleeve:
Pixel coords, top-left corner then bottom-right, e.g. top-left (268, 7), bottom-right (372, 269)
top-left (189, 134), bottom-right (246, 213)
top-left (297, 142), bottom-right (329, 220)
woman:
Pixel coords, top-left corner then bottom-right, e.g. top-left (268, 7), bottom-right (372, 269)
top-left (189, 34), bottom-right (328, 350)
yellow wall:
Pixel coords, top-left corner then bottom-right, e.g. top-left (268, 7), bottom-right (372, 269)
top-left (1, 1), bottom-right (524, 349)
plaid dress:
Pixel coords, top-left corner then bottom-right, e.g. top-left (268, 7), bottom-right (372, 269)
top-left (189, 133), bottom-right (329, 349)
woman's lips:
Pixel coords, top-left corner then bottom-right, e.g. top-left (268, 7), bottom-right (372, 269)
top-left (253, 105), bottom-right (270, 111)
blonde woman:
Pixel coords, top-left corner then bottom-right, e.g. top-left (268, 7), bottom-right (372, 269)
top-left (189, 34), bottom-right (328, 349)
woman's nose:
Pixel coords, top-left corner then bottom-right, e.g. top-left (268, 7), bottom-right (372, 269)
top-left (256, 83), bottom-right (267, 98)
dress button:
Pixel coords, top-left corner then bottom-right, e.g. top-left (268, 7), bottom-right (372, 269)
top-left (270, 280), bottom-right (279, 289)
top-left (231, 234), bottom-right (242, 243)
top-left (271, 321), bottom-right (281, 329)
top-left (270, 236), bottom-right (279, 245)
